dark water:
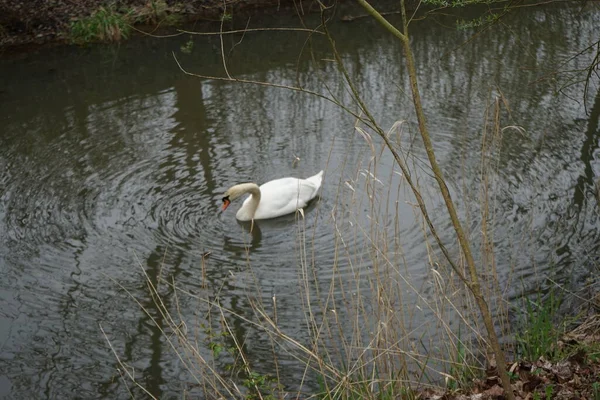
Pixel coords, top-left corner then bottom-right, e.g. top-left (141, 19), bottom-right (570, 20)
top-left (1, 4), bottom-right (599, 398)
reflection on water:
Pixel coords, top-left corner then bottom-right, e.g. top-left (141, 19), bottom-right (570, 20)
top-left (1, 4), bottom-right (599, 398)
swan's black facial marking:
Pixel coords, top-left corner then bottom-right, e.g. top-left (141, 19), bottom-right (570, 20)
top-left (222, 196), bottom-right (231, 211)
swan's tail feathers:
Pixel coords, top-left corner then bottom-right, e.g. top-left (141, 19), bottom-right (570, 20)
top-left (306, 170), bottom-right (324, 190)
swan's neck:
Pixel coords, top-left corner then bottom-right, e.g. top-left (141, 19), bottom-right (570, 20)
top-left (235, 183), bottom-right (261, 220)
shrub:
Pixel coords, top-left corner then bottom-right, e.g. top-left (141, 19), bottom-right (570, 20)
top-left (70, 5), bottom-right (131, 44)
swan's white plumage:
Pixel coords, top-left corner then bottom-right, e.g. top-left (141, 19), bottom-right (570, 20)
top-left (224, 170), bottom-right (323, 221)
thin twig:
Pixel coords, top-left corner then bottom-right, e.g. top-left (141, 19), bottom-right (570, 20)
top-left (178, 27), bottom-right (324, 36)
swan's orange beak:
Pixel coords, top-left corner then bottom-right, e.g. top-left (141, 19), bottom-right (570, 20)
top-left (222, 198), bottom-right (231, 211)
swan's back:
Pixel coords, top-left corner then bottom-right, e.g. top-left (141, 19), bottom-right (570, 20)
top-left (304, 170), bottom-right (324, 189)
top-left (241, 170), bottom-right (323, 220)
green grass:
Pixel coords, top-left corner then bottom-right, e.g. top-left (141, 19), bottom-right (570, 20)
top-left (69, 1), bottom-right (187, 44)
top-left (70, 5), bottom-right (132, 44)
top-left (593, 381), bottom-right (600, 400)
top-left (531, 384), bottom-right (554, 400)
top-left (447, 326), bottom-right (478, 390)
top-left (515, 288), bottom-right (564, 361)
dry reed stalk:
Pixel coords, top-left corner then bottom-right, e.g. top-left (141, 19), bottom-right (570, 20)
top-left (344, 0), bottom-right (516, 397)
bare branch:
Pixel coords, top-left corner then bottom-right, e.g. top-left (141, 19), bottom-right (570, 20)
top-left (177, 27), bottom-right (324, 36)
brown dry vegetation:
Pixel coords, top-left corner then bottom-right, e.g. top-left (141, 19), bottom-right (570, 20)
top-left (423, 313), bottom-right (600, 400)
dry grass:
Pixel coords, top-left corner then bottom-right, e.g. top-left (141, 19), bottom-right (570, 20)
top-left (98, 5), bottom-right (567, 397)
top-left (100, 95), bottom-right (527, 398)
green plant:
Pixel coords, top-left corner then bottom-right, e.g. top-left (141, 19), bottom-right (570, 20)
top-left (243, 371), bottom-right (280, 400)
top-left (221, 12), bottom-right (232, 22)
top-left (531, 385), bottom-right (555, 400)
top-left (515, 289), bottom-right (563, 361)
top-left (447, 327), bottom-right (478, 390)
top-left (590, 348), bottom-right (600, 363)
top-left (180, 39), bottom-right (194, 54)
top-left (70, 5), bottom-right (131, 44)
top-left (545, 384), bottom-right (554, 400)
top-left (201, 322), bottom-right (232, 358)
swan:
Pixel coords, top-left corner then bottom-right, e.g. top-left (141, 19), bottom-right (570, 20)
top-left (221, 170), bottom-right (324, 221)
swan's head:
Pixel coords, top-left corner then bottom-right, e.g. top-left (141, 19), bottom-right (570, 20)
top-left (221, 185), bottom-right (247, 211)
top-left (221, 195), bottom-right (231, 211)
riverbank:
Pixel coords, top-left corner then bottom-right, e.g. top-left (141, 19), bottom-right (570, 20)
top-left (0, 0), bottom-right (318, 51)
top-left (1, 0), bottom-right (396, 52)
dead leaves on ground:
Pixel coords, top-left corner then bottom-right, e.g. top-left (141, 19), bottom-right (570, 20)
top-left (420, 314), bottom-right (600, 400)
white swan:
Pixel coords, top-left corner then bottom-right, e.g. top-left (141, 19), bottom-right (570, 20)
top-left (222, 170), bottom-right (324, 221)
